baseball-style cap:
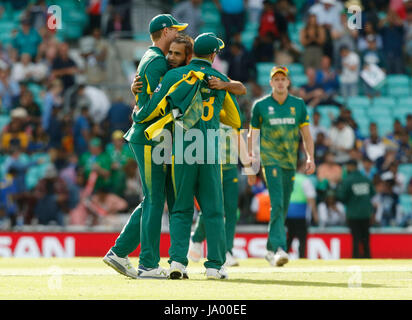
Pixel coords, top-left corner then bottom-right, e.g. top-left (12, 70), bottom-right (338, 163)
top-left (193, 32), bottom-right (225, 55)
top-left (149, 14), bottom-right (188, 33)
top-left (112, 130), bottom-right (124, 140)
top-left (270, 66), bottom-right (289, 78)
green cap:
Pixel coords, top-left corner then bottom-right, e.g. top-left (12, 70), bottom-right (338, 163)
top-left (149, 14), bottom-right (188, 34)
top-left (193, 33), bottom-right (225, 56)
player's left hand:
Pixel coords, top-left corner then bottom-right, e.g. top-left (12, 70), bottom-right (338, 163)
top-left (305, 159), bottom-right (316, 175)
top-left (208, 76), bottom-right (226, 90)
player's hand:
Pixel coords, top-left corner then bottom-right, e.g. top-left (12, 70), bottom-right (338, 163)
top-left (247, 175), bottom-right (257, 186)
top-left (305, 159), bottom-right (316, 175)
top-left (131, 75), bottom-right (143, 95)
top-left (208, 76), bottom-right (226, 90)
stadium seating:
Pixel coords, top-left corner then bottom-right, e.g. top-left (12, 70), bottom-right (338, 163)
top-left (0, 114), bottom-right (11, 133)
top-left (399, 164), bottom-right (412, 186)
top-left (399, 194), bottom-right (412, 218)
top-left (386, 74), bottom-right (410, 98)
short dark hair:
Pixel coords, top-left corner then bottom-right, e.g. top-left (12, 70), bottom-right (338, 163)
top-left (172, 34), bottom-right (194, 59)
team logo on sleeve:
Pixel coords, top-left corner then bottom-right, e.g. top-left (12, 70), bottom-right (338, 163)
top-left (154, 83), bottom-right (162, 93)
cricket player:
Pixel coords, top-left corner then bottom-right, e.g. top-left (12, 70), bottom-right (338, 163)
top-left (103, 14), bottom-right (188, 279)
top-left (141, 33), bottom-right (243, 279)
top-left (248, 66), bottom-right (315, 267)
top-left (188, 124), bottom-right (248, 267)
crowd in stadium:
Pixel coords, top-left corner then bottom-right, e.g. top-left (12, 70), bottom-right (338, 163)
top-left (0, 0), bottom-right (412, 230)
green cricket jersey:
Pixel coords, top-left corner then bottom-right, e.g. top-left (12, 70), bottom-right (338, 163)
top-left (250, 93), bottom-right (309, 170)
top-left (336, 170), bottom-right (376, 219)
top-left (123, 46), bottom-right (169, 146)
top-left (141, 58), bottom-right (242, 163)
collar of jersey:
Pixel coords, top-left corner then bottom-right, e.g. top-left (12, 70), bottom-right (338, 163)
top-left (271, 94), bottom-right (289, 106)
top-left (150, 46), bottom-right (166, 57)
top-left (190, 57), bottom-right (212, 66)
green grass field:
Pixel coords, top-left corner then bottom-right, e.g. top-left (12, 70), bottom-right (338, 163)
top-left (0, 258), bottom-right (411, 300)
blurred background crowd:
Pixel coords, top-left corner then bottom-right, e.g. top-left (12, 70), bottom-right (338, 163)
top-left (0, 0), bottom-right (411, 231)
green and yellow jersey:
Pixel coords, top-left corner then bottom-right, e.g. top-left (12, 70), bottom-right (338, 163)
top-left (140, 57), bottom-right (242, 164)
top-left (123, 46), bottom-right (169, 146)
top-left (250, 94), bottom-right (309, 170)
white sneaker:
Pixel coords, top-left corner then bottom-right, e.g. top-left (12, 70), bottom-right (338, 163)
top-left (224, 251), bottom-right (239, 267)
top-left (274, 248), bottom-right (289, 266)
top-left (265, 250), bottom-right (276, 266)
top-left (205, 267), bottom-right (228, 280)
top-left (168, 261), bottom-right (187, 280)
top-left (103, 249), bottom-right (138, 279)
top-left (137, 265), bottom-right (168, 279)
top-left (188, 240), bottom-right (203, 262)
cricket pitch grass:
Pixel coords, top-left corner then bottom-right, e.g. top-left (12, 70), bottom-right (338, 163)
top-left (0, 258), bottom-right (411, 300)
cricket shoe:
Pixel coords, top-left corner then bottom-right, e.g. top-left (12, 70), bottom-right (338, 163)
top-left (103, 249), bottom-right (138, 279)
top-left (187, 240), bottom-right (203, 262)
top-left (265, 248), bottom-right (289, 267)
top-left (137, 265), bottom-right (168, 279)
top-left (168, 261), bottom-right (187, 280)
top-left (205, 267), bottom-right (228, 280)
top-left (224, 251), bottom-right (239, 267)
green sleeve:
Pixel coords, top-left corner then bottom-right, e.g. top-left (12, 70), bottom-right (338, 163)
top-left (144, 57), bottom-right (168, 96)
top-left (250, 102), bottom-right (261, 129)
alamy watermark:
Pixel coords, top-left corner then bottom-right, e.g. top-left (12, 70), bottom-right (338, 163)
top-left (47, 5), bottom-right (62, 30)
top-left (347, 5), bottom-right (362, 30)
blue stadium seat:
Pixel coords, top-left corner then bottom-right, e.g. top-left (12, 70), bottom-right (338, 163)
top-left (393, 106), bottom-right (412, 125)
top-left (0, 115), bottom-right (11, 132)
top-left (256, 62), bottom-right (274, 87)
top-left (347, 96), bottom-right (371, 110)
top-left (399, 194), bottom-right (412, 217)
top-left (372, 96), bottom-right (396, 108)
top-left (398, 97), bottom-right (412, 108)
top-left (290, 74), bottom-right (308, 88)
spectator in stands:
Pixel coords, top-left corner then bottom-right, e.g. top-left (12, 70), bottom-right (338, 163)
top-left (12, 18), bottom-right (42, 59)
top-left (78, 137), bottom-right (112, 193)
top-left (1, 108), bottom-right (30, 152)
top-left (315, 55), bottom-right (339, 96)
top-left (0, 167), bottom-right (19, 229)
top-left (337, 159), bottom-right (375, 258)
top-left (397, 129), bottom-right (412, 163)
top-left (221, 41), bottom-right (256, 83)
top-left (299, 13), bottom-right (326, 70)
top-left (386, 119), bottom-right (405, 146)
top-left (298, 67), bottom-right (341, 108)
top-left (10, 53), bottom-right (37, 83)
top-left (285, 161), bottom-right (318, 258)
top-left (51, 42), bottom-right (78, 92)
top-left (105, 97), bottom-right (132, 135)
top-left (338, 45), bottom-right (360, 98)
top-left (80, 28), bottom-right (109, 84)
top-left (89, 185), bottom-right (128, 224)
top-left (18, 90), bottom-right (41, 131)
top-left (317, 189), bottom-right (345, 228)
top-left (314, 131), bottom-right (330, 166)
top-left (359, 156), bottom-right (378, 181)
top-left (406, 2), bottom-right (412, 73)
top-left (372, 175), bottom-right (401, 227)
top-left (214, 0), bottom-right (246, 43)
top-left (42, 78), bottom-right (63, 133)
top-left (310, 110), bottom-right (328, 142)
top-left (379, 9), bottom-right (405, 74)
top-left (309, 0), bottom-right (344, 32)
top-left (106, 7), bottom-right (132, 36)
top-left (0, 65), bottom-right (20, 112)
top-left (406, 114), bottom-right (412, 140)
top-left (361, 122), bottom-right (386, 162)
top-left (359, 34), bottom-right (386, 97)
top-left (250, 188), bottom-right (271, 224)
top-left (253, 0), bottom-right (287, 62)
top-left (357, 20), bottom-right (383, 52)
top-left (28, 0), bottom-right (48, 31)
top-left (276, 34), bottom-right (301, 65)
top-left (275, 0), bottom-right (296, 23)
top-left (317, 151), bottom-right (342, 189)
top-left (328, 116), bottom-right (355, 164)
top-left (75, 84), bottom-right (111, 125)
top-left (171, 0), bottom-right (203, 39)
top-left (330, 11), bottom-right (357, 69)
top-left (33, 164), bottom-right (68, 226)
top-left (87, 0), bottom-right (106, 33)
top-left (73, 106), bottom-right (91, 156)
top-left (105, 130), bottom-right (134, 197)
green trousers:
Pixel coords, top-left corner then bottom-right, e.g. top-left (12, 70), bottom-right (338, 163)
top-left (168, 159), bottom-right (226, 270)
top-left (111, 143), bottom-right (174, 268)
top-left (263, 165), bottom-right (295, 252)
top-left (192, 167), bottom-right (239, 254)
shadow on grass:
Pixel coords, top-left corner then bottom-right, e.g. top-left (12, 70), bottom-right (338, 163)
top-left (188, 278), bottom-right (392, 289)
